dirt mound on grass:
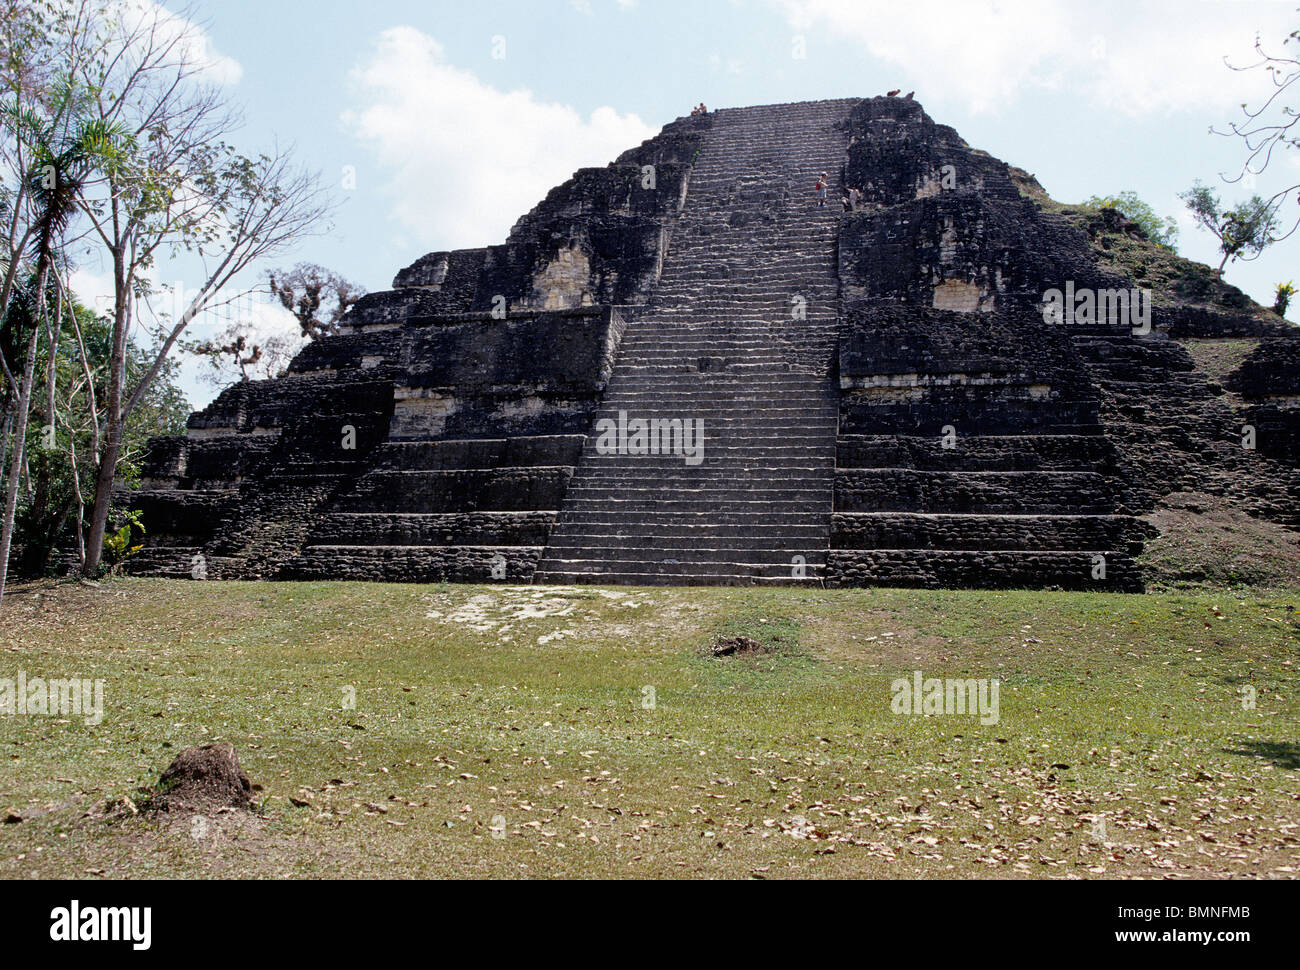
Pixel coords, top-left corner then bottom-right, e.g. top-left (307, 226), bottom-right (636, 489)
top-left (151, 742), bottom-right (253, 813)
top-left (708, 635), bottom-right (766, 657)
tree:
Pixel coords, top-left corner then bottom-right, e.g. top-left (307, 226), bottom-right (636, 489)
top-left (1213, 22), bottom-right (1300, 242)
top-left (186, 320), bottom-right (299, 387)
top-left (185, 262), bottom-right (363, 389)
top-left (1179, 181), bottom-right (1280, 274)
top-left (0, 69), bottom-right (128, 605)
top-left (1275, 280), bottom-right (1295, 316)
top-left (0, 2), bottom-right (331, 587)
top-left (0, 0), bottom-right (74, 324)
top-left (188, 326), bottom-right (262, 382)
top-left (268, 263), bottom-right (364, 339)
top-left (1083, 191), bottom-right (1179, 250)
top-left (65, 1), bottom-right (332, 578)
top-left (13, 292), bottom-right (188, 576)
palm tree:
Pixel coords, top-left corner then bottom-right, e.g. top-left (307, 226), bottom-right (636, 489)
top-left (0, 78), bottom-right (130, 606)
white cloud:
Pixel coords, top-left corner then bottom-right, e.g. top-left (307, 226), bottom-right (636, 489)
top-left (772, 0), bottom-right (1293, 116)
top-left (341, 26), bottom-right (657, 252)
top-left (572, 0), bottom-right (640, 11)
top-left (114, 0), bottom-right (243, 86)
top-left (70, 266), bottom-right (118, 321)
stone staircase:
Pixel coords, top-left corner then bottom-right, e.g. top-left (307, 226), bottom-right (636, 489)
top-left (827, 311), bottom-right (1148, 593)
top-left (535, 100), bottom-right (857, 585)
top-left (826, 429), bottom-right (1146, 591)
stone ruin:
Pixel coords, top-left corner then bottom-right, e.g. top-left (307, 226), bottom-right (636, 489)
top-left (129, 97), bottom-right (1300, 590)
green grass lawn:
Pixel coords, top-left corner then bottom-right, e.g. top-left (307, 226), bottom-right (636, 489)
top-left (1, 578), bottom-right (1297, 879)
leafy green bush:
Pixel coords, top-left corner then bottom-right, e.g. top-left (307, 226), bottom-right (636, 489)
top-left (103, 509), bottom-right (146, 574)
top-left (1274, 280), bottom-right (1295, 316)
top-left (1083, 191), bottom-right (1179, 250)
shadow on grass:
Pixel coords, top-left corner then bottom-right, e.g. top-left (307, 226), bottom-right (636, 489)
top-left (1221, 740), bottom-right (1300, 770)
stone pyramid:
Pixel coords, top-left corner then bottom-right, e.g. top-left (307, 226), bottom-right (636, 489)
top-left (131, 97), bottom-right (1300, 589)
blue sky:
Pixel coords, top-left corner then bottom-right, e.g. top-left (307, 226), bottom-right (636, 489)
top-left (90, 0), bottom-right (1300, 406)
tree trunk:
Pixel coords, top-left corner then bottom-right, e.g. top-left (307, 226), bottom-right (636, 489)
top-left (42, 284), bottom-right (62, 451)
top-left (0, 410), bottom-right (12, 499)
top-left (0, 261), bottom-right (47, 607)
top-left (81, 261), bottom-right (129, 578)
top-left (82, 419), bottom-right (120, 577)
top-left (69, 430), bottom-right (87, 569)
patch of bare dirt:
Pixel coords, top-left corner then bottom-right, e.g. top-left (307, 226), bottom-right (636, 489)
top-left (801, 613), bottom-right (952, 666)
top-left (1180, 338), bottom-right (1260, 389)
top-left (1141, 491), bottom-right (1300, 589)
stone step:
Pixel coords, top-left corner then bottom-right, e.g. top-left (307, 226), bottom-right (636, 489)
top-left (831, 512), bottom-right (1145, 551)
top-left (548, 528), bottom-right (830, 544)
top-left (309, 511), bottom-right (557, 547)
top-left (558, 498), bottom-right (830, 514)
top-left (614, 363), bottom-right (832, 374)
top-left (534, 558), bottom-right (825, 584)
top-left (604, 381), bottom-right (837, 395)
top-left (616, 343), bottom-right (839, 353)
top-left (825, 549), bottom-right (1143, 592)
top-left (605, 369), bottom-right (837, 379)
top-left (287, 545), bottom-right (544, 583)
top-left (837, 434), bottom-right (1118, 471)
top-left (576, 458), bottom-right (834, 471)
top-left (577, 421), bottom-right (837, 436)
top-left (544, 532), bottom-right (824, 550)
top-left (563, 486), bottom-right (830, 502)
top-left (126, 545), bottom-right (206, 578)
top-left (650, 278), bottom-right (837, 289)
top-left (617, 339), bottom-right (839, 350)
top-left (532, 569), bottom-right (822, 588)
top-left (610, 362), bottom-right (836, 373)
top-left (535, 545), bottom-right (825, 565)
top-left (595, 404), bottom-right (839, 419)
top-left (618, 331), bottom-right (839, 340)
top-left (615, 334), bottom-right (838, 344)
top-left (622, 319), bottom-right (837, 328)
top-left (580, 407), bottom-right (837, 421)
top-left (553, 509), bottom-right (829, 524)
top-left (576, 464), bottom-right (835, 479)
top-left (835, 469), bottom-right (1116, 515)
top-left (594, 392), bottom-right (838, 407)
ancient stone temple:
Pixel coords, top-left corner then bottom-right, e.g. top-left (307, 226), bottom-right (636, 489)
top-left (130, 97), bottom-right (1300, 589)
